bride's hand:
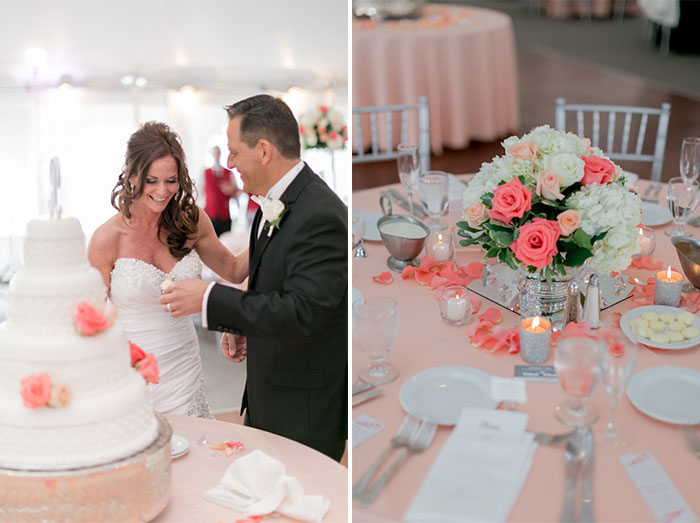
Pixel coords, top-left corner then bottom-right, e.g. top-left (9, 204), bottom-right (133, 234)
top-left (221, 333), bottom-right (247, 362)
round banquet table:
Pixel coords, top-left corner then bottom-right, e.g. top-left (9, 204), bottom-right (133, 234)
top-left (154, 414), bottom-right (348, 522)
top-left (352, 4), bottom-right (520, 155)
top-left (352, 177), bottom-right (700, 522)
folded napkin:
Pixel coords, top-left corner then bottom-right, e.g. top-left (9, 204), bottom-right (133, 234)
top-left (404, 409), bottom-right (537, 523)
top-left (203, 449), bottom-right (330, 523)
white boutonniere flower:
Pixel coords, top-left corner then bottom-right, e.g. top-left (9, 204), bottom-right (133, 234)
top-left (261, 199), bottom-right (288, 237)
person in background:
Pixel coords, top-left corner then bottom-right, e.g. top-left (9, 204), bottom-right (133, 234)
top-left (204, 145), bottom-right (239, 236)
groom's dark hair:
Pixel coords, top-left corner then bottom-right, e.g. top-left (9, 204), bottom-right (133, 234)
top-left (225, 95), bottom-right (301, 159)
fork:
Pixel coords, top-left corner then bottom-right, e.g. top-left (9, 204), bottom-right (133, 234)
top-left (359, 420), bottom-right (437, 505)
top-left (534, 430), bottom-right (576, 446)
top-left (352, 415), bottom-right (418, 499)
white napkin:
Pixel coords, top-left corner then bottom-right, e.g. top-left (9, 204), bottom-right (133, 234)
top-left (203, 449), bottom-right (330, 523)
top-left (404, 409), bottom-right (537, 523)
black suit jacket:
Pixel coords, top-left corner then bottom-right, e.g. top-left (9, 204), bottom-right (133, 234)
top-left (207, 164), bottom-right (348, 460)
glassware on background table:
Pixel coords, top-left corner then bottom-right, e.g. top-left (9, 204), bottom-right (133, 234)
top-left (553, 336), bottom-right (604, 427)
top-left (666, 177), bottom-right (700, 237)
top-left (397, 143), bottom-right (419, 215)
top-left (352, 296), bottom-right (400, 385)
top-left (680, 137), bottom-right (700, 183)
top-left (418, 171), bottom-right (449, 231)
top-left (352, 216), bottom-right (368, 259)
top-left (600, 333), bottom-right (638, 449)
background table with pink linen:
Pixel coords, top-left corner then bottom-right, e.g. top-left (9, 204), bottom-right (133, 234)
top-left (154, 414), bottom-right (348, 522)
top-left (352, 4), bottom-right (520, 155)
top-left (352, 178), bottom-right (700, 522)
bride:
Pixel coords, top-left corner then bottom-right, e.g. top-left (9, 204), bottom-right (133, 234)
top-left (88, 121), bottom-right (248, 417)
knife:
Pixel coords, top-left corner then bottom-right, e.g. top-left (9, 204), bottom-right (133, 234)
top-left (579, 428), bottom-right (595, 523)
top-left (352, 382), bottom-right (374, 395)
top-left (560, 436), bottom-right (582, 523)
top-left (379, 189), bottom-right (428, 218)
top-left (352, 388), bottom-right (383, 407)
top-left (681, 425), bottom-right (700, 459)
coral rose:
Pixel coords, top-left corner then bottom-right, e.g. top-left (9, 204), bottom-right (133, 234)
top-left (580, 155), bottom-right (616, 186)
top-left (20, 373), bottom-right (51, 409)
top-left (510, 218), bottom-right (561, 269)
top-left (129, 341), bottom-right (146, 367)
top-left (489, 178), bottom-right (532, 224)
top-left (536, 170), bottom-right (564, 201)
top-left (464, 202), bottom-right (489, 228)
top-left (136, 353), bottom-right (160, 384)
top-left (557, 209), bottom-right (582, 236)
top-left (508, 142), bottom-right (538, 162)
top-left (73, 302), bottom-right (110, 336)
top-left (47, 384), bottom-right (72, 408)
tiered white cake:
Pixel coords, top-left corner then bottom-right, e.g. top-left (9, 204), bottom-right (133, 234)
top-left (0, 216), bottom-right (159, 471)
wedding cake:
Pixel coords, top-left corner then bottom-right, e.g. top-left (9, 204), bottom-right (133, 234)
top-left (0, 216), bottom-right (159, 471)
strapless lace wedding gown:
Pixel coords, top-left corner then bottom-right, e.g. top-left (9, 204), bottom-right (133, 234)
top-left (110, 250), bottom-right (213, 418)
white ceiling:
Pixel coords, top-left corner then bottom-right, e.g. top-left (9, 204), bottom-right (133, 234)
top-left (0, 0), bottom-right (348, 92)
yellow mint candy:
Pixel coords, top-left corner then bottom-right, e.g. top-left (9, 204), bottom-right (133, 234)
top-left (659, 313), bottom-right (674, 324)
top-left (677, 312), bottom-right (695, 326)
top-left (668, 321), bottom-right (684, 332)
top-left (682, 327), bottom-right (699, 339)
top-left (650, 332), bottom-right (670, 344)
top-left (630, 317), bottom-right (648, 329)
top-left (635, 326), bottom-right (652, 339)
top-left (642, 312), bottom-right (659, 321)
top-left (668, 331), bottom-right (684, 343)
top-left (649, 320), bottom-right (666, 332)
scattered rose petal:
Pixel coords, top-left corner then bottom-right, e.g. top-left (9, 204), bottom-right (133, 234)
top-left (401, 266), bottom-right (416, 279)
top-left (471, 293), bottom-right (482, 315)
top-left (480, 307), bottom-right (503, 324)
top-left (372, 271), bottom-right (393, 285)
top-left (609, 341), bottom-right (625, 357)
top-left (429, 275), bottom-right (449, 290)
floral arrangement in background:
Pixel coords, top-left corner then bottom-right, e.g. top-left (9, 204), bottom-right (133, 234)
top-left (299, 105), bottom-right (347, 151)
top-left (459, 125), bottom-right (642, 279)
top-left (20, 373), bottom-right (71, 409)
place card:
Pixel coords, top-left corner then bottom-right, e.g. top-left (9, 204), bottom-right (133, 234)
top-left (514, 365), bottom-right (558, 382)
top-left (620, 451), bottom-right (696, 523)
top-left (490, 376), bottom-right (527, 404)
top-left (456, 407), bottom-right (529, 443)
top-left (352, 414), bottom-right (385, 448)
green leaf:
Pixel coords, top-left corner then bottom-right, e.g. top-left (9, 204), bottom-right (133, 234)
top-left (455, 221), bottom-right (472, 230)
top-left (592, 231), bottom-right (608, 243)
top-left (573, 229), bottom-right (593, 250)
top-left (503, 248), bottom-right (520, 270)
top-left (481, 193), bottom-right (493, 207)
top-left (486, 246), bottom-right (500, 258)
top-left (483, 222), bottom-right (513, 233)
top-left (564, 246), bottom-right (594, 267)
top-left (562, 182), bottom-right (582, 197)
top-left (491, 230), bottom-right (514, 248)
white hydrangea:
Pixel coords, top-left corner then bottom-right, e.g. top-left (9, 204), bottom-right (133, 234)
top-left (542, 153), bottom-right (585, 188)
top-left (589, 226), bottom-right (641, 273)
top-left (462, 156), bottom-right (534, 208)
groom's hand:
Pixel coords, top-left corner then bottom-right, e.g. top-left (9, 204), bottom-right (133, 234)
top-left (221, 333), bottom-right (247, 362)
top-left (159, 279), bottom-right (208, 317)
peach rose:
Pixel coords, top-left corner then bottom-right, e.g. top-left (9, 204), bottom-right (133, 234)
top-left (47, 384), bottom-right (72, 408)
top-left (509, 218), bottom-right (561, 269)
top-left (508, 142), bottom-right (538, 162)
top-left (557, 209), bottom-right (582, 236)
top-left (136, 353), bottom-right (160, 385)
top-left (536, 170), bottom-right (564, 201)
top-left (580, 155), bottom-right (615, 185)
top-left (580, 138), bottom-right (594, 154)
top-left (73, 302), bottom-right (110, 336)
top-left (20, 373), bottom-right (51, 409)
top-left (129, 341), bottom-right (146, 367)
top-left (489, 178), bottom-right (532, 224)
top-left (464, 202), bottom-right (489, 228)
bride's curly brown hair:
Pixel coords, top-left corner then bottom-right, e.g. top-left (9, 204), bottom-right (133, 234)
top-left (111, 121), bottom-right (199, 258)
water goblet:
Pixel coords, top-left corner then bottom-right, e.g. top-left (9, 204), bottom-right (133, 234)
top-left (352, 296), bottom-right (400, 385)
top-left (666, 177), bottom-right (700, 237)
top-left (352, 216), bottom-right (368, 259)
top-left (397, 143), bottom-right (419, 215)
top-left (680, 137), bottom-right (700, 183)
top-left (418, 171), bottom-right (449, 231)
top-left (553, 336), bottom-right (604, 427)
top-left (599, 333), bottom-right (638, 449)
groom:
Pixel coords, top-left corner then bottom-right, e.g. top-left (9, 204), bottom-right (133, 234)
top-left (160, 94), bottom-right (347, 461)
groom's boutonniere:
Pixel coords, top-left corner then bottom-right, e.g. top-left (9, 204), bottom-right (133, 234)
top-left (261, 199), bottom-right (288, 237)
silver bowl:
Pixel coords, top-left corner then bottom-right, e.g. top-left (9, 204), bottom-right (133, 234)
top-left (377, 214), bottom-right (430, 272)
top-left (672, 236), bottom-right (700, 288)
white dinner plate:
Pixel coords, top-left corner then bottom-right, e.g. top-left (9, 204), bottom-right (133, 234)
top-left (352, 287), bottom-right (364, 305)
top-left (352, 209), bottom-right (382, 242)
top-left (641, 201), bottom-right (672, 227)
top-left (620, 305), bottom-right (700, 350)
top-left (627, 366), bottom-right (700, 424)
top-left (171, 434), bottom-right (189, 458)
top-left (399, 366), bottom-right (497, 425)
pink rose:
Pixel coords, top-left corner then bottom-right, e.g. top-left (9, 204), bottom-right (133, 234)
top-left (129, 341), bottom-right (146, 367)
top-left (73, 302), bottom-right (110, 336)
top-left (508, 142), bottom-right (538, 162)
top-left (510, 218), bottom-right (561, 269)
top-left (20, 373), bottom-right (52, 409)
top-left (47, 384), bottom-right (72, 408)
top-left (464, 202), bottom-right (489, 228)
top-left (580, 155), bottom-right (615, 185)
top-left (136, 353), bottom-right (160, 384)
top-left (557, 209), bottom-right (582, 236)
top-left (489, 178), bottom-right (532, 224)
top-left (536, 170), bottom-right (564, 201)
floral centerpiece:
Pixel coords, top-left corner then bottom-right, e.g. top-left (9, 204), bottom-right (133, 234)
top-left (459, 125), bottom-right (641, 281)
top-left (298, 105), bottom-right (347, 151)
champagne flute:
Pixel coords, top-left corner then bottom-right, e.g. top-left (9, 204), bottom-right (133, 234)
top-left (600, 332), bottom-right (638, 448)
top-left (418, 171), bottom-right (449, 231)
top-left (352, 296), bottom-right (400, 385)
top-left (397, 143), bottom-right (419, 214)
top-left (680, 137), bottom-right (700, 183)
top-left (666, 177), bottom-right (700, 237)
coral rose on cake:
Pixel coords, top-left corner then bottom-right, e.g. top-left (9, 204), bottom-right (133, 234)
top-left (73, 302), bottom-right (110, 336)
top-left (580, 155), bottom-right (616, 186)
top-left (129, 341), bottom-right (146, 367)
top-left (20, 373), bottom-right (52, 409)
top-left (510, 218), bottom-right (561, 269)
top-left (489, 178), bottom-right (532, 224)
top-left (136, 353), bottom-right (160, 384)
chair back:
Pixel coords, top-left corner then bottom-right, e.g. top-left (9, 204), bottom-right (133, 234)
top-left (555, 98), bottom-right (671, 181)
top-left (352, 96), bottom-right (430, 174)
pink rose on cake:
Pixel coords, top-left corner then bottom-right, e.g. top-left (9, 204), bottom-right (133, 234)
top-left (20, 373), bottom-right (52, 409)
top-left (73, 302), bottom-right (110, 336)
top-left (580, 155), bottom-right (616, 186)
top-left (129, 341), bottom-right (146, 366)
top-left (510, 218), bottom-right (561, 269)
top-left (489, 178), bottom-right (532, 224)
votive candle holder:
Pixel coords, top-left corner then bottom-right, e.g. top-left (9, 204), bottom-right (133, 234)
top-left (519, 316), bottom-right (552, 364)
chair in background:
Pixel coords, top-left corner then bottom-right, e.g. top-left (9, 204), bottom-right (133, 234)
top-left (352, 96), bottom-right (430, 174)
top-left (555, 98), bottom-right (671, 181)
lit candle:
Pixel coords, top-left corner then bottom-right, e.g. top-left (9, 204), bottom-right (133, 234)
top-left (655, 265), bottom-right (683, 307)
top-left (447, 294), bottom-right (468, 321)
top-left (634, 227), bottom-right (656, 258)
top-left (427, 232), bottom-right (453, 262)
top-left (439, 285), bottom-right (472, 325)
top-left (519, 316), bottom-right (552, 364)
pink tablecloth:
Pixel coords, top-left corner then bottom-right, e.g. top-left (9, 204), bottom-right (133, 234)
top-left (352, 4), bottom-right (520, 155)
top-left (154, 414), bottom-right (348, 522)
top-left (352, 178), bottom-right (700, 522)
